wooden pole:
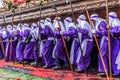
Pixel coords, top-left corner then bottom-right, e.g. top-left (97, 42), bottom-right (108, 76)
top-left (105, 0), bottom-right (112, 78)
top-left (85, 7), bottom-right (109, 80)
top-left (10, 9), bottom-right (15, 61)
top-left (52, 3), bottom-right (74, 75)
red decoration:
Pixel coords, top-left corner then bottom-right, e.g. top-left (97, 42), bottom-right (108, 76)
top-left (14, 0), bottom-right (25, 3)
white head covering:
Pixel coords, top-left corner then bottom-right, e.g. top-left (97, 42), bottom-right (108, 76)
top-left (31, 23), bottom-right (39, 40)
top-left (68, 22), bottom-right (76, 29)
top-left (77, 14), bottom-right (87, 28)
top-left (17, 23), bottom-right (23, 32)
top-left (53, 17), bottom-right (65, 32)
top-left (78, 14), bottom-right (86, 20)
top-left (2, 28), bottom-right (7, 38)
top-left (109, 12), bottom-right (120, 27)
top-left (39, 20), bottom-right (45, 28)
top-left (44, 18), bottom-right (54, 32)
top-left (90, 14), bottom-right (106, 31)
top-left (31, 23), bottom-right (37, 30)
top-left (0, 27), bottom-right (2, 35)
top-left (23, 23), bottom-right (31, 31)
top-left (64, 17), bottom-right (72, 31)
top-left (7, 24), bottom-right (13, 34)
top-left (77, 14), bottom-right (92, 38)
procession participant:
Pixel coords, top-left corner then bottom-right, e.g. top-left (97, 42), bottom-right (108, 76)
top-left (109, 12), bottom-right (120, 76)
top-left (5, 25), bottom-right (12, 61)
top-left (22, 23), bottom-right (34, 64)
top-left (90, 14), bottom-right (109, 76)
top-left (11, 25), bottom-right (18, 61)
top-left (41, 18), bottom-right (56, 68)
top-left (38, 20), bottom-right (47, 66)
top-left (74, 15), bottom-right (93, 72)
top-left (64, 17), bottom-right (73, 54)
top-left (52, 17), bottom-right (68, 70)
top-left (62, 17), bottom-right (78, 68)
top-left (16, 23), bottom-right (26, 63)
top-left (0, 27), bottom-right (5, 59)
top-left (29, 23), bottom-right (39, 66)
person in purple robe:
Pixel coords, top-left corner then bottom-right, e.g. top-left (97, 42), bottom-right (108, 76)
top-left (0, 27), bottom-right (5, 59)
top-left (11, 25), bottom-right (19, 61)
top-left (41, 18), bottom-right (56, 68)
top-left (90, 14), bottom-right (109, 76)
top-left (23, 23), bottom-right (36, 64)
top-left (109, 12), bottom-right (120, 76)
top-left (5, 25), bottom-right (14, 61)
top-left (74, 15), bottom-right (93, 72)
top-left (16, 23), bottom-right (26, 63)
top-left (62, 17), bottom-right (79, 68)
top-left (37, 20), bottom-right (47, 66)
top-left (52, 17), bottom-right (69, 70)
top-left (29, 23), bottom-right (39, 66)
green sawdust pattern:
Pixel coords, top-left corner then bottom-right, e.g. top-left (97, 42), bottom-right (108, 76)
top-left (0, 68), bottom-right (47, 80)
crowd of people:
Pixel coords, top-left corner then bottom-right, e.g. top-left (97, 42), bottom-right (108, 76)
top-left (0, 11), bottom-right (120, 76)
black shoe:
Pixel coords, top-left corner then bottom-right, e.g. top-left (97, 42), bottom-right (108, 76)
top-left (75, 68), bottom-right (85, 73)
top-left (63, 63), bottom-right (69, 69)
top-left (52, 66), bottom-right (61, 70)
top-left (98, 73), bottom-right (106, 77)
top-left (42, 65), bottom-right (50, 68)
top-left (112, 74), bottom-right (119, 77)
top-left (18, 61), bottom-right (24, 64)
top-left (23, 61), bottom-right (29, 64)
top-left (30, 62), bottom-right (39, 67)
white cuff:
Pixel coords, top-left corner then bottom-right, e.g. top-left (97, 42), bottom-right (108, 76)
top-left (92, 29), bottom-right (96, 34)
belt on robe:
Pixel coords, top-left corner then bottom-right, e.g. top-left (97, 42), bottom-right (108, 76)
top-left (74, 38), bottom-right (78, 41)
top-left (85, 39), bottom-right (93, 41)
top-left (48, 37), bottom-right (54, 40)
top-left (42, 39), bottom-right (47, 41)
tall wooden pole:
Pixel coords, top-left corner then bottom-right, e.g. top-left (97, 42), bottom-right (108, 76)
top-left (10, 9), bottom-right (15, 61)
top-left (85, 7), bottom-right (109, 80)
top-left (105, 0), bottom-right (112, 78)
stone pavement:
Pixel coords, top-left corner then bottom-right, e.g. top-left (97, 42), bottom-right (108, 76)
top-left (0, 68), bottom-right (47, 80)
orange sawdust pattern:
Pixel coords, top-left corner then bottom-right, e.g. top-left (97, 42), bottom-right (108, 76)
top-left (0, 60), bottom-right (117, 80)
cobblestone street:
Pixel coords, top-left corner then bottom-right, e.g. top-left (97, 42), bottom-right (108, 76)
top-left (0, 68), bottom-right (46, 80)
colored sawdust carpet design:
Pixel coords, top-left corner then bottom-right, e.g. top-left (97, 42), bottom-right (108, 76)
top-left (0, 68), bottom-right (46, 80)
top-left (0, 60), bottom-right (119, 80)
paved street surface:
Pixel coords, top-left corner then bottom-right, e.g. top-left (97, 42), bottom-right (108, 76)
top-left (0, 68), bottom-right (47, 80)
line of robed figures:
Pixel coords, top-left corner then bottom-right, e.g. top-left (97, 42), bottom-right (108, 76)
top-left (0, 12), bottom-right (120, 76)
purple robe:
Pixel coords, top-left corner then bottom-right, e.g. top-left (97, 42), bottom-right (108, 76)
top-left (63, 27), bottom-right (79, 65)
top-left (16, 30), bottom-right (26, 61)
top-left (6, 30), bottom-right (19, 61)
top-left (40, 25), bottom-right (56, 67)
top-left (5, 32), bottom-right (12, 61)
top-left (39, 28), bottom-right (47, 64)
top-left (53, 28), bottom-right (67, 62)
top-left (110, 26), bottom-right (120, 75)
top-left (0, 34), bottom-right (4, 59)
top-left (96, 21), bottom-right (109, 72)
top-left (23, 30), bottom-right (36, 60)
top-left (76, 27), bottom-right (93, 70)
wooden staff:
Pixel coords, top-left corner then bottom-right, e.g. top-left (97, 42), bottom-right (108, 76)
top-left (36, 2), bottom-right (43, 68)
top-left (85, 6), bottom-right (109, 80)
top-left (68, 0), bottom-right (88, 77)
top-left (52, 3), bottom-right (74, 75)
top-left (18, 6), bottom-right (25, 66)
top-left (10, 9), bottom-right (15, 61)
top-left (105, 0), bottom-right (112, 78)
